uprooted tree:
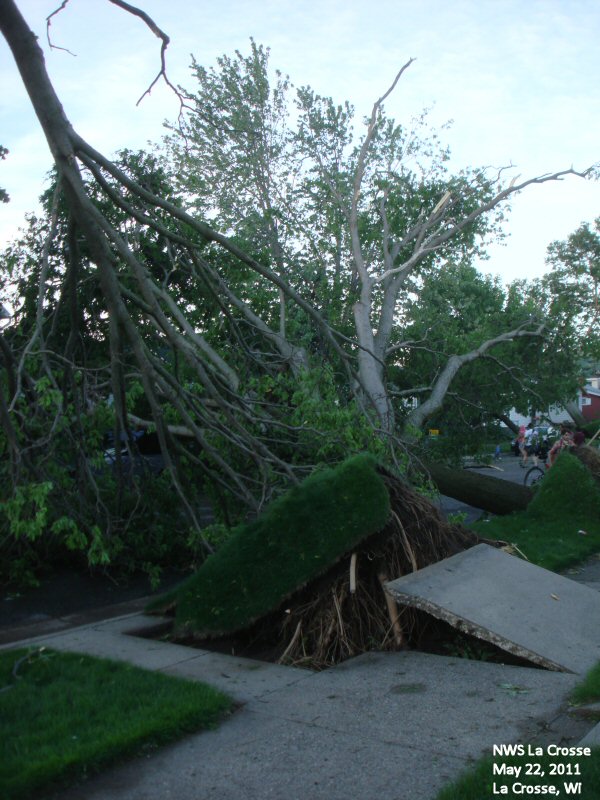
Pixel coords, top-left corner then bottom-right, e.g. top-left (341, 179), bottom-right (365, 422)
top-left (148, 454), bottom-right (488, 668)
top-left (0, 0), bottom-right (595, 580)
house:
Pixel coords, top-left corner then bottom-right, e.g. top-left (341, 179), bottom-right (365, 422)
top-left (580, 376), bottom-right (600, 422)
top-left (509, 375), bottom-right (600, 428)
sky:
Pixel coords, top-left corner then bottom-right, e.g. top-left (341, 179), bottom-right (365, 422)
top-left (1, 0), bottom-right (599, 285)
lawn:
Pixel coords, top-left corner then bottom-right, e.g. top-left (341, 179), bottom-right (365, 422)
top-left (474, 514), bottom-right (600, 572)
top-left (471, 452), bottom-right (600, 571)
top-left (436, 652), bottom-right (600, 800)
top-left (0, 647), bottom-right (231, 800)
top-left (436, 452), bottom-right (600, 799)
top-left (436, 659), bottom-right (600, 800)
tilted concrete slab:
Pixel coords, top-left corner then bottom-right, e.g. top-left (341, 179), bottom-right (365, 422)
top-left (386, 544), bottom-right (600, 674)
top-left (3, 610), bottom-right (594, 800)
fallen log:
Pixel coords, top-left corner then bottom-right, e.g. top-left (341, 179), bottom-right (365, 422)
top-left (422, 460), bottom-right (533, 515)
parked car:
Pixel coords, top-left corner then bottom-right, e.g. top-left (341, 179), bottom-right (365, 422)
top-left (510, 425), bottom-right (556, 456)
top-left (102, 429), bottom-right (164, 477)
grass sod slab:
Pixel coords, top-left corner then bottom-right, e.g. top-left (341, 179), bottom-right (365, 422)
top-left (0, 647), bottom-right (231, 800)
top-left (152, 453), bottom-right (391, 638)
top-left (526, 451), bottom-right (600, 521)
top-left (472, 452), bottom-right (600, 572)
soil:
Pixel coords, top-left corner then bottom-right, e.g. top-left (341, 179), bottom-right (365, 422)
top-left (135, 604), bottom-right (541, 672)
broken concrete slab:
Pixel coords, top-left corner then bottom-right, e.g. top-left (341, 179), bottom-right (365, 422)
top-left (386, 543), bottom-right (600, 674)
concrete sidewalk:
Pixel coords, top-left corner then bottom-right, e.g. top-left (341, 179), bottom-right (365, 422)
top-left (2, 611), bottom-right (595, 800)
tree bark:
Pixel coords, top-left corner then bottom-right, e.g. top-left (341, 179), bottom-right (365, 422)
top-left (423, 460), bottom-right (533, 516)
top-left (353, 295), bottom-right (394, 431)
top-left (495, 413), bottom-right (519, 435)
top-left (565, 399), bottom-right (587, 427)
top-left (403, 324), bottom-right (545, 434)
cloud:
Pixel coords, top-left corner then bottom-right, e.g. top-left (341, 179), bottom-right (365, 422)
top-left (2, 0), bottom-right (599, 284)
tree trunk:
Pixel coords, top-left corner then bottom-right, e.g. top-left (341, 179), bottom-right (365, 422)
top-left (565, 400), bottom-right (586, 427)
top-left (495, 413), bottom-right (519, 435)
top-left (422, 460), bottom-right (533, 516)
top-left (353, 296), bottom-right (395, 432)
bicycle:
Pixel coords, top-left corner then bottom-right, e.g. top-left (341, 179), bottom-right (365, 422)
top-left (523, 463), bottom-right (546, 487)
top-left (522, 439), bottom-right (552, 487)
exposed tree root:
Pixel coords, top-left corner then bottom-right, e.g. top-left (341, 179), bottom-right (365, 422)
top-left (226, 468), bottom-right (493, 670)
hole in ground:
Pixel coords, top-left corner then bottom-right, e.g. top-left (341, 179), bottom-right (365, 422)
top-left (131, 616), bottom-right (297, 665)
top-left (130, 608), bottom-right (544, 672)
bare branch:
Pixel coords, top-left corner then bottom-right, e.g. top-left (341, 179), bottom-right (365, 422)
top-left (373, 167), bottom-right (595, 286)
top-left (103, 0), bottom-right (178, 105)
top-left (46, 1), bottom-right (77, 55)
top-left (350, 59), bottom-right (415, 282)
top-left (404, 322), bottom-right (545, 432)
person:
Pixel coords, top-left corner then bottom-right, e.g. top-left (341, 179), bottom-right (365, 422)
top-left (528, 427), bottom-right (541, 466)
top-left (520, 424), bottom-right (536, 467)
top-left (517, 425), bottom-right (527, 467)
top-left (548, 424), bottom-right (575, 467)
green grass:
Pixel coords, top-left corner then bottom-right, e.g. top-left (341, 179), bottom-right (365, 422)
top-left (436, 659), bottom-right (600, 800)
top-left (572, 661), bottom-right (600, 707)
top-left (436, 752), bottom-right (600, 800)
top-left (0, 647), bottom-right (231, 800)
top-left (472, 452), bottom-right (600, 571)
top-left (474, 515), bottom-right (600, 572)
top-left (437, 457), bottom-right (600, 800)
top-left (150, 453), bottom-right (390, 637)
